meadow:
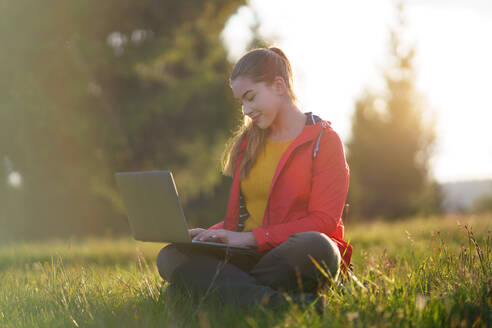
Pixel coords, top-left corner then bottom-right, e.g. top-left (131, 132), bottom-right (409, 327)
top-left (1, 214), bottom-right (490, 327)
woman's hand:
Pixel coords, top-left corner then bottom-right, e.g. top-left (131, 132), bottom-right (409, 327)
top-left (188, 228), bottom-right (206, 239)
top-left (188, 228), bottom-right (257, 248)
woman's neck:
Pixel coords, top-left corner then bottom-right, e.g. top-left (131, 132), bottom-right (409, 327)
top-left (268, 104), bottom-right (306, 141)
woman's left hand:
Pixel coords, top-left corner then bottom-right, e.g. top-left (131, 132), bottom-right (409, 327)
top-left (192, 229), bottom-right (258, 248)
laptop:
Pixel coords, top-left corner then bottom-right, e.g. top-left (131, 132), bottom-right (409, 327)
top-left (114, 170), bottom-right (252, 250)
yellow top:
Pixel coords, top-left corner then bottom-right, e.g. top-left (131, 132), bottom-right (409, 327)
top-left (240, 137), bottom-right (294, 232)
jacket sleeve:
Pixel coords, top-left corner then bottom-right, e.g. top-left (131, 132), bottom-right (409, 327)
top-left (251, 128), bottom-right (350, 253)
top-left (207, 221), bottom-right (225, 230)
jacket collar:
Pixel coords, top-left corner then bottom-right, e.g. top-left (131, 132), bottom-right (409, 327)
top-left (279, 112), bottom-right (330, 149)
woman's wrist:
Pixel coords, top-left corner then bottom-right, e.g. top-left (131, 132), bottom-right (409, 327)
top-left (244, 232), bottom-right (258, 247)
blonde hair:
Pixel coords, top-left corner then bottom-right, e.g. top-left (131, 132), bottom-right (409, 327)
top-left (222, 47), bottom-right (298, 179)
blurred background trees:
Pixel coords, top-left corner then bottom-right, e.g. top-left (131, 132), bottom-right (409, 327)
top-left (0, 0), bottom-right (245, 242)
top-left (471, 194), bottom-right (492, 214)
top-left (1, 0), bottom-right (449, 243)
top-left (346, 3), bottom-right (441, 220)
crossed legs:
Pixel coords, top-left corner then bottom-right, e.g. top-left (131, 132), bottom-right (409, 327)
top-left (156, 231), bottom-right (341, 308)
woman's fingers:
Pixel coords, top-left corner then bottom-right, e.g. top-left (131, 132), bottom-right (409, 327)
top-left (188, 228), bottom-right (206, 238)
top-left (192, 229), bottom-right (224, 242)
top-left (192, 230), bottom-right (210, 241)
top-left (189, 229), bottom-right (211, 240)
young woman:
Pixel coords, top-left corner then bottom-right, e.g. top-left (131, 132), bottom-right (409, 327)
top-left (156, 47), bottom-right (352, 310)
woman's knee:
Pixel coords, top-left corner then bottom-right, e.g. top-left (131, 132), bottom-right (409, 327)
top-left (156, 244), bottom-right (190, 281)
top-left (284, 231), bottom-right (341, 279)
top-left (250, 231), bottom-right (341, 293)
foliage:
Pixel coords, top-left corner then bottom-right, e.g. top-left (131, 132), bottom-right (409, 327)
top-left (0, 0), bottom-right (245, 241)
top-left (471, 194), bottom-right (492, 214)
top-left (347, 2), bottom-right (440, 220)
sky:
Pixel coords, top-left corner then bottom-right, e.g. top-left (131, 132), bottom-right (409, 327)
top-left (221, 0), bottom-right (492, 183)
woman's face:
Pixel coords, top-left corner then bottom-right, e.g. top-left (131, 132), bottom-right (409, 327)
top-left (230, 76), bottom-right (282, 129)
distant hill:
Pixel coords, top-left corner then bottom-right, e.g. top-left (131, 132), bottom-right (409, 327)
top-left (439, 179), bottom-right (492, 213)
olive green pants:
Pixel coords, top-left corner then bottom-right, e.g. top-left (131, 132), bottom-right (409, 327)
top-left (156, 231), bottom-right (341, 307)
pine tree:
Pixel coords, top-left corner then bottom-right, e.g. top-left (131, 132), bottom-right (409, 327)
top-left (347, 1), bottom-right (440, 219)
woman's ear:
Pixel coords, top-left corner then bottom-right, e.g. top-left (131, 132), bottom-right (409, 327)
top-left (272, 76), bottom-right (288, 97)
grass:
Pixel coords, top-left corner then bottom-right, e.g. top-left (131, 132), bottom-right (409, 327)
top-left (1, 213), bottom-right (491, 327)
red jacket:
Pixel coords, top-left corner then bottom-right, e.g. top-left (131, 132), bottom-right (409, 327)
top-left (208, 113), bottom-right (352, 270)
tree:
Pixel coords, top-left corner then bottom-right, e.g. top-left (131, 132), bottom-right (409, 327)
top-left (184, 5), bottom-right (281, 228)
top-left (346, 1), bottom-right (440, 220)
top-left (0, 0), bottom-right (245, 241)
top-left (471, 194), bottom-right (492, 214)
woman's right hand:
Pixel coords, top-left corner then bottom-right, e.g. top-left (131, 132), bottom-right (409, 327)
top-left (188, 228), bottom-right (206, 239)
